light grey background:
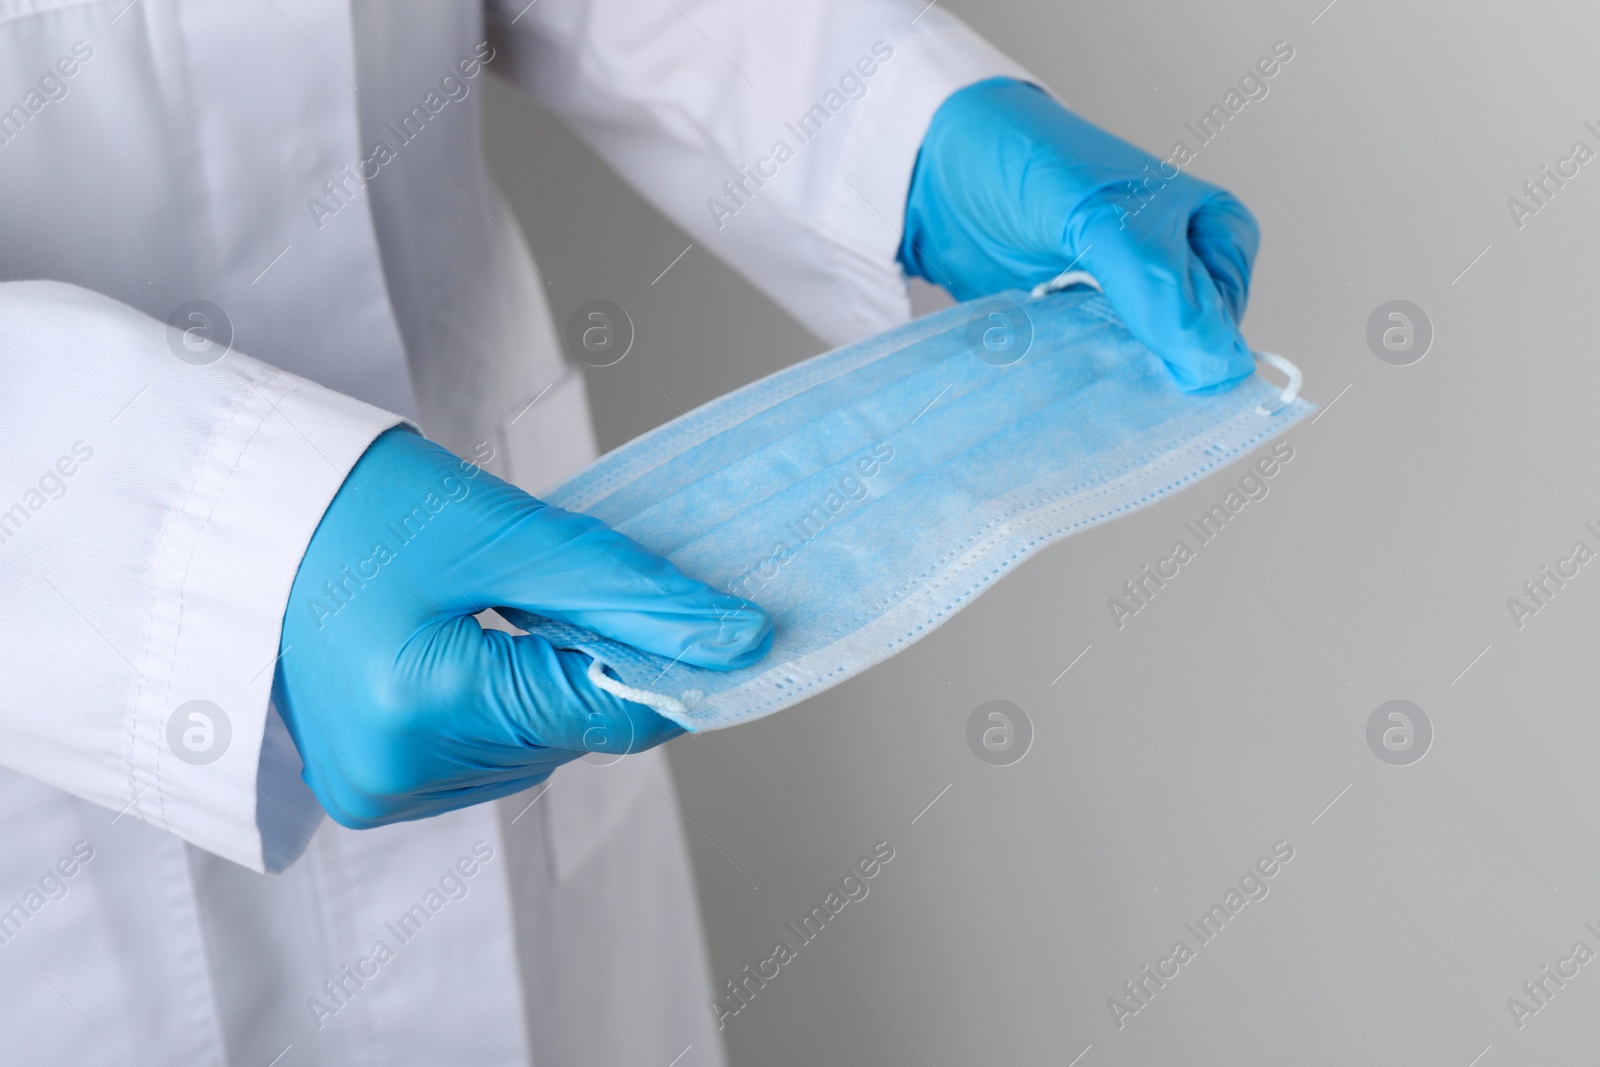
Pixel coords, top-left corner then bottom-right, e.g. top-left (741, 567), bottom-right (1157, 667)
top-left (487, 1), bottom-right (1600, 1063)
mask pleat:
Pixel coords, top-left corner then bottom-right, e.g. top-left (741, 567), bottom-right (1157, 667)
top-left (523, 289), bottom-right (1312, 729)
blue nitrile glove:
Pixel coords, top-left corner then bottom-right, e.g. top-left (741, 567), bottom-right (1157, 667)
top-left (900, 77), bottom-right (1260, 393)
top-left (273, 427), bottom-right (772, 828)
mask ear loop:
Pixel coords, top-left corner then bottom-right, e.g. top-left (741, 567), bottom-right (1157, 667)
top-left (1252, 351), bottom-right (1302, 416)
top-left (1030, 269), bottom-right (1103, 298)
top-left (586, 657), bottom-right (701, 719)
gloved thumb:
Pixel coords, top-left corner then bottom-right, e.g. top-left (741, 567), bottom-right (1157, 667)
top-left (1187, 191), bottom-right (1260, 326)
top-left (451, 487), bottom-right (772, 671)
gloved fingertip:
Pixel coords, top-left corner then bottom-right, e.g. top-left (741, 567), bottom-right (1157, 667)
top-left (684, 601), bottom-right (774, 671)
top-left (1164, 337), bottom-right (1256, 395)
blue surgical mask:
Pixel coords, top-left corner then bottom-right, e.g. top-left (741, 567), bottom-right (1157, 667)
top-left (504, 283), bottom-right (1311, 730)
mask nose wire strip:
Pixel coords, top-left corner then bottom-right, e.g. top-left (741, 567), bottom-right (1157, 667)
top-left (1252, 351), bottom-right (1303, 416)
top-left (586, 657), bottom-right (696, 718)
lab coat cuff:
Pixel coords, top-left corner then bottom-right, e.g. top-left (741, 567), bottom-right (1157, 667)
top-left (830, 11), bottom-right (1030, 327)
top-left (131, 371), bottom-right (406, 873)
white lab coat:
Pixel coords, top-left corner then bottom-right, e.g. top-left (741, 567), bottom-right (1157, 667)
top-left (0, 0), bottom-right (1021, 1062)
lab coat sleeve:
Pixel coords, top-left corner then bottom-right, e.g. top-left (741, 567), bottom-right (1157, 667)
top-left (485, 0), bottom-right (1029, 345)
top-left (0, 281), bottom-right (406, 873)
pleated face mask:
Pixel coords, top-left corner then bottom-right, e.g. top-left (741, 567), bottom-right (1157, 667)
top-left (506, 282), bottom-right (1312, 731)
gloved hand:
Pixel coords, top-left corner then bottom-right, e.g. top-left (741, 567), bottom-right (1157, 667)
top-left (900, 77), bottom-right (1260, 393)
top-left (273, 428), bottom-right (772, 828)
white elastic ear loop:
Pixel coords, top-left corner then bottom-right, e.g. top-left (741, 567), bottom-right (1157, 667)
top-left (1030, 269), bottom-right (1103, 298)
top-left (1252, 351), bottom-right (1302, 416)
top-left (586, 657), bottom-right (699, 719)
